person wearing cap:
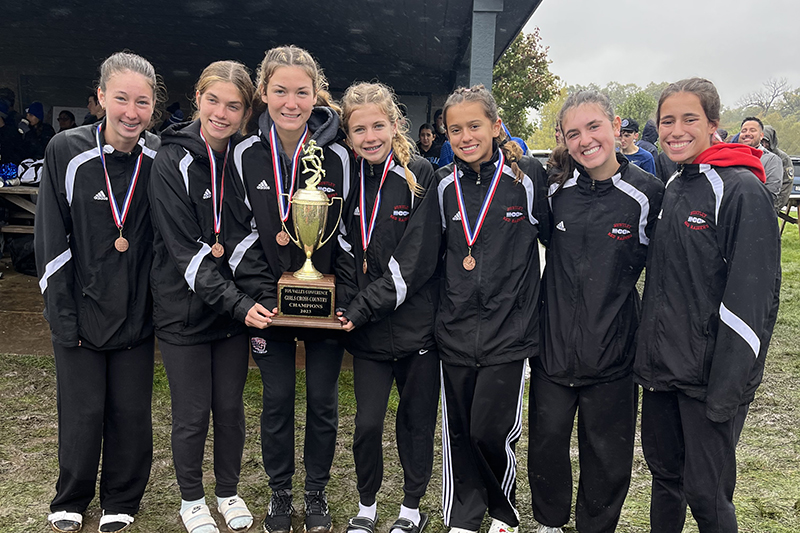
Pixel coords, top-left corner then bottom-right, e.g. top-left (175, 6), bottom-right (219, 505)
top-left (0, 99), bottom-right (24, 166)
top-left (618, 118), bottom-right (655, 175)
top-left (23, 101), bottom-right (56, 160)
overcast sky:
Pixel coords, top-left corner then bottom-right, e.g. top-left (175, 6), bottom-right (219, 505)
top-left (523, 0), bottom-right (800, 108)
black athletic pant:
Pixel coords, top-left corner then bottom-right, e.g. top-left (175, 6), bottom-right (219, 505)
top-left (528, 372), bottom-right (637, 533)
top-left (160, 334), bottom-right (249, 501)
top-left (50, 338), bottom-right (154, 515)
top-left (352, 351), bottom-right (439, 508)
top-left (252, 338), bottom-right (343, 491)
top-left (641, 390), bottom-right (749, 533)
top-left (440, 359), bottom-right (527, 531)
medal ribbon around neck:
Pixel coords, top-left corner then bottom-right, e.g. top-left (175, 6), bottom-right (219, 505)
top-left (95, 123), bottom-right (144, 236)
top-left (269, 124), bottom-right (309, 222)
top-left (452, 149), bottom-right (505, 250)
top-left (359, 152), bottom-right (394, 255)
top-left (199, 128), bottom-right (230, 240)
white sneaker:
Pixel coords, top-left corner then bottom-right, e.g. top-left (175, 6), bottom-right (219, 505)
top-left (537, 525), bottom-right (564, 533)
top-left (488, 519), bottom-right (516, 533)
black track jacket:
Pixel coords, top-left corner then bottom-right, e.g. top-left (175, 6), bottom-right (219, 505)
top-left (35, 122), bottom-right (159, 350)
top-left (149, 120), bottom-right (269, 345)
top-left (634, 162), bottom-right (781, 422)
top-left (228, 107), bottom-right (351, 342)
top-left (435, 149), bottom-right (549, 366)
top-left (335, 155), bottom-right (440, 360)
top-left (538, 156), bottom-right (664, 386)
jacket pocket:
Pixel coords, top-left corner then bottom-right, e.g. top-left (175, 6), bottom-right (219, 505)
top-left (700, 313), bottom-right (719, 384)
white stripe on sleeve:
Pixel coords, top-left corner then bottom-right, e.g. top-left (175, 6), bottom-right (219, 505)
top-left (437, 174), bottom-right (455, 232)
top-left (701, 165), bottom-right (725, 222)
top-left (185, 243), bottom-right (212, 292)
top-left (65, 147), bottom-right (101, 206)
top-left (388, 256), bottom-right (407, 309)
top-left (613, 175), bottom-right (651, 245)
top-left (39, 248), bottom-right (72, 294)
top-left (720, 302), bottom-right (761, 358)
top-left (179, 151), bottom-right (193, 195)
top-left (228, 226), bottom-right (260, 276)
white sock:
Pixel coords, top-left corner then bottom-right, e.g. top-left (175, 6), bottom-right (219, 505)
top-left (349, 501), bottom-right (377, 533)
top-left (358, 502), bottom-right (377, 520)
top-left (181, 498), bottom-right (216, 533)
top-left (391, 505), bottom-right (420, 533)
top-left (218, 495), bottom-right (253, 531)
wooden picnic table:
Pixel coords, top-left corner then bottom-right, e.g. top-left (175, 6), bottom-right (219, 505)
top-left (0, 185), bottom-right (38, 234)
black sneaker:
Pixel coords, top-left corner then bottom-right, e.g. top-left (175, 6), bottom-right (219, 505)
top-left (303, 490), bottom-right (332, 533)
top-left (263, 489), bottom-right (294, 533)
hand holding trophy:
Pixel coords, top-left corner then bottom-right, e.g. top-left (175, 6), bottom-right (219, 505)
top-left (271, 140), bottom-right (344, 328)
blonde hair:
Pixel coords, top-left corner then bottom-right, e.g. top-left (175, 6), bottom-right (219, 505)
top-left (442, 84), bottom-right (524, 182)
top-left (254, 45), bottom-right (340, 116)
top-left (341, 82), bottom-right (422, 196)
top-left (98, 51), bottom-right (166, 123)
top-left (192, 60), bottom-right (255, 131)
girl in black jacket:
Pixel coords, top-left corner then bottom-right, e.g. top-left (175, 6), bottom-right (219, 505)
top-left (35, 52), bottom-right (162, 533)
top-left (335, 82), bottom-right (440, 533)
top-left (635, 78), bottom-right (780, 533)
top-left (529, 91), bottom-right (663, 533)
top-left (435, 85), bottom-right (549, 533)
top-left (149, 60), bottom-right (273, 533)
top-left (227, 45), bottom-right (350, 533)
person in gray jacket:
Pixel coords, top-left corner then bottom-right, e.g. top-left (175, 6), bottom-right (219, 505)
top-left (739, 117), bottom-right (783, 208)
top-left (762, 124), bottom-right (794, 211)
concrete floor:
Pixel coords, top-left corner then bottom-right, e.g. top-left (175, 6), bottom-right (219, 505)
top-left (0, 258), bottom-right (354, 369)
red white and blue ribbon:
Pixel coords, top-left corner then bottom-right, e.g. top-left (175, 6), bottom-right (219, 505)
top-left (359, 151), bottom-right (394, 254)
top-left (95, 123), bottom-right (144, 233)
top-left (269, 124), bottom-right (308, 222)
top-left (452, 150), bottom-right (505, 248)
top-left (199, 128), bottom-right (230, 238)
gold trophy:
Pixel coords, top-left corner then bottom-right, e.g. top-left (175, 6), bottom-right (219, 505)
top-left (271, 140), bottom-right (343, 329)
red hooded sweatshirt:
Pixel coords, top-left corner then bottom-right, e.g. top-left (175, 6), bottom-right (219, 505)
top-left (692, 143), bottom-right (766, 183)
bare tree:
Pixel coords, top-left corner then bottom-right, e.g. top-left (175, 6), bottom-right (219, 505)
top-left (736, 78), bottom-right (791, 115)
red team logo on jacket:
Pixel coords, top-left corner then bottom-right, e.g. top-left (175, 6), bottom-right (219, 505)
top-left (503, 206), bottom-right (525, 223)
top-left (391, 204), bottom-right (410, 222)
top-left (608, 222), bottom-right (633, 241)
top-left (685, 211), bottom-right (709, 230)
top-left (317, 181), bottom-right (337, 199)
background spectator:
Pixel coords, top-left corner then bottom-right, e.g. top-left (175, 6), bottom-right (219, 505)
top-left (82, 93), bottom-right (105, 125)
top-left (23, 101), bottom-right (55, 160)
top-left (57, 110), bottom-right (77, 132)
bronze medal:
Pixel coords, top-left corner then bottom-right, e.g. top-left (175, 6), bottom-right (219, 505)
top-left (211, 242), bottom-right (225, 258)
top-left (115, 237), bottom-right (129, 253)
top-left (462, 254), bottom-right (476, 271)
top-left (362, 257), bottom-right (368, 274)
top-left (276, 230), bottom-right (290, 246)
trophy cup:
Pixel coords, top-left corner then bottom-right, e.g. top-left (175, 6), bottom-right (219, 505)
top-left (271, 140), bottom-right (343, 329)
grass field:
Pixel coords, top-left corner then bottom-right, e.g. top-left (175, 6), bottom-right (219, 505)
top-left (1, 230), bottom-right (798, 532)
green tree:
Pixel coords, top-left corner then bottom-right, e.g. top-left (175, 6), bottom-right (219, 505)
top-left (527, 87), bottom-right (568, 150)
top-left (493, 28), bottom-right (560, 139)
top-left (616, 90), bottom-right (657, 130)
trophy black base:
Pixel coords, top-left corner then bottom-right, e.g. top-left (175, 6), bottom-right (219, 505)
top-left (272, 272), bottom-right (342, 329)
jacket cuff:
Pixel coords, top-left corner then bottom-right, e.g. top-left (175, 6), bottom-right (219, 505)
top-left (705, 404), bottom-right (735, 423)
top-left (233, 296), bottom-right (257, 324)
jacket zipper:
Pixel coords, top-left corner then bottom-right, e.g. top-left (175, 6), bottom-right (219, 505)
top-left (647, 165), bottom-right (683, 389)
top-left (567, 182), bottom-right (594, 382)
